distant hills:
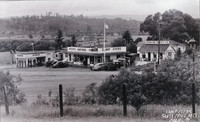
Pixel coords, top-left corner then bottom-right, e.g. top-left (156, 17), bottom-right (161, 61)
top-left (89, 14), bottom-right (147, 21)
top-left (0, 14), bottom-right (142, 37)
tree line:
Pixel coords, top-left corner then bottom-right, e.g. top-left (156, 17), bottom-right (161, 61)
top-left (140, 9), bottom-right (199, 45)
top-left (0, 14), bottom-right (140, 37)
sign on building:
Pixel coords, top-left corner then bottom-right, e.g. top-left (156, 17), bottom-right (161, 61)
top-left (145, 41), bottom-right (169, 44)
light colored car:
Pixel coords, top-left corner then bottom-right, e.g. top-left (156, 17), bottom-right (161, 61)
top-left (52, 61), bottom-right (68, 68)
top-left (92, 63), bottom-right (105, 71)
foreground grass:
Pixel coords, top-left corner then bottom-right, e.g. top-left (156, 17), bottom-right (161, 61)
top-left (1, 104), bottom-right (199, 122)
top-left (1, 117), bottom-right (168, 122)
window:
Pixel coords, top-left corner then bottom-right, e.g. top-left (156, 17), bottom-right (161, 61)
top-left (69, 54), bottom-right (71, 61)
top-left (168, 52), bottom-right (172, 56)
top-left (142, 54), bottom-right (146, 58)
top-left (160, 53), bottom-right (163, 59)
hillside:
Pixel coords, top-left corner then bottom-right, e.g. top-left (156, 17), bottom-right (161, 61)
top-left (0, 15), bottom-right (141, 37)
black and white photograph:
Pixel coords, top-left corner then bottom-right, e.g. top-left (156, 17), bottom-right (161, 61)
top-left (0, 0), bottom-right (200, 122)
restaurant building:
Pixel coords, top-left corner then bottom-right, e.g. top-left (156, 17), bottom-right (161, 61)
top-left (67, 46), bottom-right (127, 66)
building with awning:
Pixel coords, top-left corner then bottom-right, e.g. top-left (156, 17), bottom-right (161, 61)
top-left (67, 46), bottom-right (126, 66)
top-left (15, 51), bottom-right (54, 67)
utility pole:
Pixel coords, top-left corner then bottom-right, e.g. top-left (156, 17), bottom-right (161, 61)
top-left (31, 43), bottom-right (34, 53)
top-left (103, 19), bottom-right (106, 63)
top-left (198, 0), bottom-right (200, 52)
top-left (158, 23), bottom-right (161, 64)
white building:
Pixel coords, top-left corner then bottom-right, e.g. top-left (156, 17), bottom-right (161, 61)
top-left (187, 38), bottom-right (198, 50)
top-left (67, 46), bottom-right (126, 66)
top-left (137, 40), bottom-right (186, 63)
top-left (15, 51), bottom-right (54, 67)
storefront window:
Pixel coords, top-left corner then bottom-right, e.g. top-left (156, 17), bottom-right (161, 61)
top-left (97, 57), bottom-right (102, 63)
top-left (154, 53), bottom-right (156, 58)
top-left (90, 56), bottom-right (94, 64)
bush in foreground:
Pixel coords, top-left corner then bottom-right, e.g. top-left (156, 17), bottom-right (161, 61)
top-left (98, 56), bottom-right (200, 111)
top-left (0, 71), bottom-right (26, 105)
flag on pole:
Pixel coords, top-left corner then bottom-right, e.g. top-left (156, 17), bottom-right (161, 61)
top-left (104, 23), bottom-right (109, 29)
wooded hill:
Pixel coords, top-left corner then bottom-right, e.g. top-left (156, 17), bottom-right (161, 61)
top-left (0, 14), bottom-right (141, 37)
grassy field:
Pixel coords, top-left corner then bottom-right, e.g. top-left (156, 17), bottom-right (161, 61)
top-left (1, 104), bottom-right (199, 122)
top-left (0, 52), bottom-right (13, 64)
top-left (1, 65), bottom-right (118, 102)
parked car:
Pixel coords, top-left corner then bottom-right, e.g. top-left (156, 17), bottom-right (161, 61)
top-left (91, 62), bottom-right (117, 71)
top-left (45, 60), bottom-right (58, 67)
top-left (52, 61), bottom-right (68, 68)
top-left (91, 63), bottom-right (106, 71)
top-left (104, 62), bottom-right (117, 71)
top-left (89, 64), bottom-right (95, 70)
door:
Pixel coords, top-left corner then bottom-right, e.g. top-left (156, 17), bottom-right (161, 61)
top-left (148, 52), bottom-right (151, 61)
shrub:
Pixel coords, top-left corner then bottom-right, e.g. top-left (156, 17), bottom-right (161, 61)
top-left (98, 56), bottom-right (200, 110)
top-left (33, 94), bottom-right (48, 105)
top-left (63, 87), bottom-right (80, 105)
top-left (129, 93), bottom-right (147, 111)
top-left (98, 75), bottom-right (123, 105)
top-left (34, 41), bottom-right (50, 50)
top-left (127, 42), bottom-right (137, 53)
top-left (0, 71), bottom-right (26, 105)
top-left (15, 92), bottom-right (26, 105)
top-left (82, 83), bottom-right (98, 104)
top-left (111, 37), bottom-right (126, 47)
top-left (48, 94), bottom-right (59, 107)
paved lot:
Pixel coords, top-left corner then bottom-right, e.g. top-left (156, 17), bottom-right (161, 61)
top-left (1, 65), bottom-right (118, 102)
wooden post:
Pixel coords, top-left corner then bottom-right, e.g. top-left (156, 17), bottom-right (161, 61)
top-left (59, 84), bottom-right (63, 117)
top-left (122, 83), bottom-right (127, 117)
top-left (2, 86), bottom-right (9, 115)
top-left (192, 83), bottom-right (196, 114)
top-left (192, 54), bottom-right (196, 114)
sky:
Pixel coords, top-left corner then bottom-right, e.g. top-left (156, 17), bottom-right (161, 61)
top-left (0, 0), bottom-right (199, 20)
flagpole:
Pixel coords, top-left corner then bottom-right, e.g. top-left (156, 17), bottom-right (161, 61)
top-left (103, 19), bottom-right (106, 63)
top-left (31, 43), bottom-right (34, 53)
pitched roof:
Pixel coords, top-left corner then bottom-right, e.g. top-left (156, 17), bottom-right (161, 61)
top-left (138, 44), bottom-right (170, 53)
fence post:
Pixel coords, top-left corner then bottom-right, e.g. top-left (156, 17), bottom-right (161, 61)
top-left (192, 83), bottom-right (196, 114)
top-left (192, 54), bottom-right (196, 114)
top-left (59, 84), bottom-right (63, 117)
top-left (2, 86), bottom-right (9, 115)
top-left (122, 83), bottom-right (127, 117)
